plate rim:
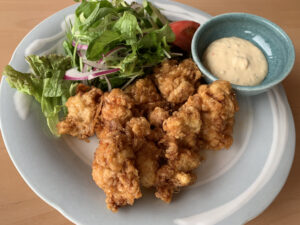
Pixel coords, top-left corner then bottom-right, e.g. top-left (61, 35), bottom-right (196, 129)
top-left (0, 1), bottom-right (295, 225)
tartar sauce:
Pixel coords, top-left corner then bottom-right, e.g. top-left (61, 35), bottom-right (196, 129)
top-left (203, 37), bottom-right (268, 86)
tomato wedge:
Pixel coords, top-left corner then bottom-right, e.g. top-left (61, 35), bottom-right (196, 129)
top-left (170, 20), bottom-right (200, 52)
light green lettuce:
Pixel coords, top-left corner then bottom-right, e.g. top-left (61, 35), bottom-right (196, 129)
top-left (3, 54), bottom-right (77, 136)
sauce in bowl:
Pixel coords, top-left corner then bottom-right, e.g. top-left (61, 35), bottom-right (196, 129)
top-left (202, 37), bottom-right (268, 86)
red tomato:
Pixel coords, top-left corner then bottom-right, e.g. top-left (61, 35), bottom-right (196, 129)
top-left (170, 20), bottom-right (200, 52)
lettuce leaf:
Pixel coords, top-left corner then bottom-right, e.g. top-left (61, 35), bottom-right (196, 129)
top-left (3, 55), bottom-right (77, 136)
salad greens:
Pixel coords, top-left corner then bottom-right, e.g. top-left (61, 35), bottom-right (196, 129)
top-left (3, 55), bottom-right (77, 136)
top-left (3, 0), bottom-right (176, 136)
top-left (64, 0), bottom-right (175, 90)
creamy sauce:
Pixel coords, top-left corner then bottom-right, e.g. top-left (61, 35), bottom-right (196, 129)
top-left (203, 37), bottom-right (268, 86)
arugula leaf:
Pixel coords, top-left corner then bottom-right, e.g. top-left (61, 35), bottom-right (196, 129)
top-left (113, 11), bottom-right (142, 45)
top-left (143, 0), bottom-right (169, 28)
top-left (3, 55), bottom-right (77, 136)
top-left (139, 24), bottom-right (174, 49)
top-left (75, 0), bottom-right (100, 18)
top-left (86, 30), bottom-right (121, 60)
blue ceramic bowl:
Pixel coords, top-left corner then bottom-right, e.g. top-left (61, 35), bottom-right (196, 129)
top-left (191, 13), bottom-right (295, 95)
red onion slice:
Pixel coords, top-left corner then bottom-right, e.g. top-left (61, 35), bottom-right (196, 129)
top-left (90, 68), bottom-right (120, 78)
top-left (81, 46), bottom-right (126, 70)
top-left (64, 68), bottom-right (90, 80)
top-left (97, 46), bottom-right (126, 65)
top-left (64, 68), bottom-right (120, 81)
top-left (72, 40), bottom-right (88, 50)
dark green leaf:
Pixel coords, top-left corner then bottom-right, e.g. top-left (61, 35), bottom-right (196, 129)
top-left (86, 30), bottom-right (121, 60)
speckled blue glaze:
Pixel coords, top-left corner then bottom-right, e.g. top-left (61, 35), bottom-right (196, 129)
top-left (192, 13), bottom-right (295, 95)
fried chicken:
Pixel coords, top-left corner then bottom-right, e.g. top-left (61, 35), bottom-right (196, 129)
top-left (148, 107), bottom-right (170, 127)
top-left (154, 162), bottom-right (197, 203)
top-left (197, 80), bottom-right (239, 150)
top-left (57, 84), bottom-right (102, 139)
top-left (124, 77), bottom-right (167, 117)
top-left (154, 94), bottom-right (203, 203)
top-left (126, 117), bottom-right (162, 188)
top-left (92, 89), bottom-right (142, 212)
top-left (92, 126), bottom-right (141, 212)
top-left (125, 77), bottom-right (161, 105)
top-left (153, 59), bottom-right (201, 104)
top-left (126, 117), bottom-right (151, 150)
top-left (136, 141), bottom-right (161, 188)
top-left (163, 94), bottom-right (202, 148)
top-left (154, 141), bottom-right (202, 203)
top-left (100, 88), bottom-right (133, 126)
top-left (58, 59), bottom-right (239, 211)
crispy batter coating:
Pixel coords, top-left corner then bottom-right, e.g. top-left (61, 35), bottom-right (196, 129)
top-left (153, 59), bottom-right (201, 104)
top-left (154, 164), bottom-right (196, 203)
top-left (136, 141), bottom-right (161, 188)
top-left (148, 127), bottom-right (165, 142)
top-left (163, 95), bottom-right (202, 139)
top-left (126, 117), bottom-right (161, 188)
top-left (163, 94), bottom-right (202, 148)
top-left (154, 140), bottom-right (201, 203)
top-left (197, 80), bottom-right (239, 150)
top-left (125, 77), bottom-right (161, 104)
top-left (92, 126), bottom-right (142, 212)
top-left (168, 149), bottom-right (201, 172)
top-left (93, 89), bottom-right (143, 212)
top-left (57, 84), bottom-right (102, 139)
top-left (125, 77), bottom-right (169, 118)
top-left (126, 117), bottom-right (151, 137)
top-left (126, 117), bottom-right (151, 151)
top-left (148, 107), bottom-right (170, 127)
top-left (100, 89), bottom-right (133, 125)
top-left (155, 93), bottom-right (203, 203)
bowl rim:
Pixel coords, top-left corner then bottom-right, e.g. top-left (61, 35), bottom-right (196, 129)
top-left (191, 12), bottom-right (295, 92)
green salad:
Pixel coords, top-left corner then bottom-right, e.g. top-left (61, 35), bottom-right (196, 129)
top-left (63, 0), bottom-right (175, 90)
top-left (2, 0), bottom-right (183, 136)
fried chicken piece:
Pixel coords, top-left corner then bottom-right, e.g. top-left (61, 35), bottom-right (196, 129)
top-left (148, 127), bottom-right (165, 142)
top-left (163, 94), bottom-right (202, 148)
top-left (168, 149), bottom-right (201, 172)
top-left (153, 59), bottom-right (201, 104)
top-left (148, 107), bottom-right (170, 127)
top-left (154, 148), bottom-right (201, 203)
top-left (155, 136), bottom-right (202, 202)
top-left (92, 126), bottom-right (142, 212)
top-left (155, 164), bottom-right (196, 203)
top-left (136, 141), bottom-right (161, 188)
top-left (125, 117), bottom-right (161, 188)
top-left (57, 84), bottom-right (102, 139)
top-left (155, 93), bottom-right (203, 203)
top-left (100, 88), bottom-right (133, 125)
top-left (126, 117), bottom-right (151, 151)
top-left (197, 80), bottom-right (239, 150)
top-left (93, 89), bottom-right (143, 212)
top-left (125, 77), bottom-right (169, 117)
top-left (125, 77), bottom-right (161, 104)
top-left (126, 117), bottom-right (151, 137)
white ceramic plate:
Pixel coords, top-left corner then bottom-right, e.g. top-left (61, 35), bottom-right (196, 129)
top-left (0, 1), bottom-right (295, 225)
